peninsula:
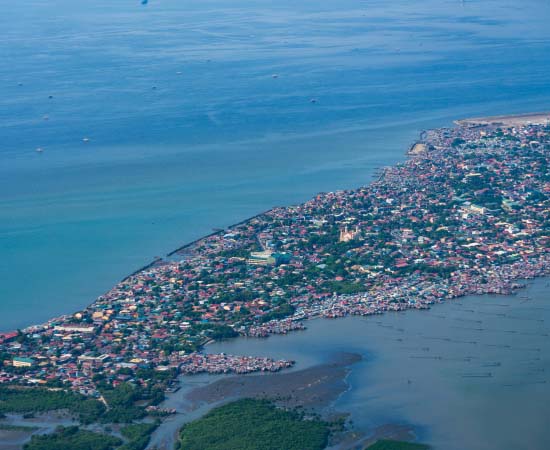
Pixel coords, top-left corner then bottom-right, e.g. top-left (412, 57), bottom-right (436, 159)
top-left (1, 114), bottom-right (549, 404)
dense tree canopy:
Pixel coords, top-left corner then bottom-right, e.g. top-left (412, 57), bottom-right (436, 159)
top-left (177, 399), bottom-right (329, 450)
top-left (0, 387), bottom-right (104, 424)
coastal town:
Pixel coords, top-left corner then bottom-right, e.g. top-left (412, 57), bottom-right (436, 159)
top-left (1, 117), bottom-right (550, 399)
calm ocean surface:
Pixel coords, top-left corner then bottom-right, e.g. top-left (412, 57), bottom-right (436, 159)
top-left (2, 0), bottom-right (550, 331)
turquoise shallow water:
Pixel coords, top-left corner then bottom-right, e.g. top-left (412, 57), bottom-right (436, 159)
top-left (2, 0), bottom-right (550, 330)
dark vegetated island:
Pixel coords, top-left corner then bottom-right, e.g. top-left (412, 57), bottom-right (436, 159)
top-left (176, 398), bottom-right (330, 450)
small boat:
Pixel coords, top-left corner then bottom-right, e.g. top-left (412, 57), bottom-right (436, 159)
top-left (36, 147), bottom-right (43, 153)
top-left (82, 137), bottom-right (90, 143)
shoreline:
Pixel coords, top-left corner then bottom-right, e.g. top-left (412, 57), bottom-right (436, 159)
top-left (2, 113), bottom-right (550, 410)
top-left (122, 210), bottom-right (284, 283)
top-left (8, 111), bottom-right (542, 335)
top-left (165, 210), bottom-right (279, 258)
top-left (454, 111), bottom-right (550, 127)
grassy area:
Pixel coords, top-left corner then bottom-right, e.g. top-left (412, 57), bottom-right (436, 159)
top-left (367, 440), bottom-right (430, 450)
top-left (0, 387), bottom-right (105, 424)
top-left (23, 426), bottom-right (122, 450)
top-left (0, 383), bottom-right (155, 425)
top-left (177, 398), bottom-right (330, 450)
top-left (98, 383), bottom-right (146, 423)
top-left (118, 422), bottom-right (159, 450)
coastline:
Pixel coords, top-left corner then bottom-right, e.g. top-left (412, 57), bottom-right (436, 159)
top-left (165, 210), bottom-right (278, 258)
top-left (4, 114), bottom-right (548, 360)
top-left (105, 116), bottom-right (545, 321)
top-left (454, 111), bottom-right (550, 127)
top-left (2, 113), bottom-right (550, 450)
top-left (3, 0), bottom-right (550, 447)
top-left (9, 112), bottom-right (547, 336)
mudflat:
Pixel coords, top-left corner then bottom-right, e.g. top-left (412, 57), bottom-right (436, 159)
top-left (185, 352), bottom-right (362, 411)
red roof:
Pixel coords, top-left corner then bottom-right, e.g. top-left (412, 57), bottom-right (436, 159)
top-left (0, 332), bottom-right (18, 342)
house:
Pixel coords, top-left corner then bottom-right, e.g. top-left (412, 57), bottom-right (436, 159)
top-left (13, 357), bottom-right (35, 368)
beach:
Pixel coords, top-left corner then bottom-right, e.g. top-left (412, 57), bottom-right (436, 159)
top-left (455, 112), bottom-right (550, 127)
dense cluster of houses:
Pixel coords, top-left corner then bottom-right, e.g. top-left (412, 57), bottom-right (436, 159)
top-left (1, 121), bottom-right (549, 396)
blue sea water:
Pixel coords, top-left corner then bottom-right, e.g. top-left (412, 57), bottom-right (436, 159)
top-left (1, 0), bottom-right (550, 332)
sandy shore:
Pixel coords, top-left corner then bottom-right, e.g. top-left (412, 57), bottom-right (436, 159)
top-left (454, 112), bottom-right (550, 127)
